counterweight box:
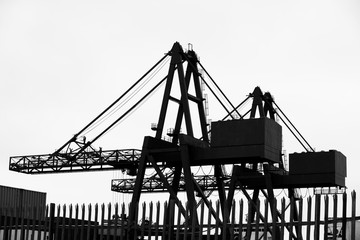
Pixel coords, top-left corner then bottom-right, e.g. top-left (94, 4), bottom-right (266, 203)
top-left (289, 150), bottom-right (346, 176)
top-left (210, 118), bottom-right (282, 163)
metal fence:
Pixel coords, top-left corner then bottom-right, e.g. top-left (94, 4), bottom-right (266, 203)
top-left (0, 191), bottom-right (358, 240)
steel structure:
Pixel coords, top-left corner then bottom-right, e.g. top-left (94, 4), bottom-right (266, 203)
top-left (9, 149), bottom-right (141, 174)
top-left (9, 42), bottom-right (347, 240)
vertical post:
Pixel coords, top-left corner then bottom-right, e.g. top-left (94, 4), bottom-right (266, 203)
top-left (155, 202), bottom-right (160, 240)
top-left (314, 194), bottom-right (321, 240)
top-left (351, 191), bottom-right (356, 240)
top-left (92, 204), bottom-right (98, 240)
top-left (306, 196), bottom-right (312, 240)
top-left (230, 200), bottom-right (236, 240)
top-left (214, 201), bottom-right (220, 240)
top-left (332, 194), bottom-right (338, 240)
top-left (87, 204), bottom-right (92, 240)
top-left (148, 202), bottom-right (153, 240)
top-left (99, 204), bottom-right (104, 240)
top-left (48, 203), bottom-right (55, 240)
top-left (61, 205), bottom-right (66, 240)
top-left (120, 203), bottom-right (126, 240)
top-left (324, 195), bottom-right (329, 240)
top-left (289, 197), bottom-right (295, 240)
top-left (254, 199), bottom-right (260, 240)
top-left (239, 200), bottom-right (244, 240)
top-left (297, 198), bottom-right (303, 240)
top-left (263, 200), bottom-right (268, 240)
top-left (81, 204), bottom-right (86, 240)
top-left (272, 198), bottom-right (277, 240)
top-left (54, 205), bottom-right (60, 240)
top-left (207, 201), bottom-right (213, 240)
top-left (2, 206), bottom-right (9, 240)
top-left (342, 193), bottom-right (347, 240)
top-left (281, 198), bottom-right (286, 240)
top-left (43, 205), bottom-right (49, 240)
top-left (74, 204), bottom-right (80, 240)
top-left (140, 203), bottom-right (146, 240)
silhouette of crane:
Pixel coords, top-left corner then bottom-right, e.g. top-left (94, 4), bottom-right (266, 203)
top-left (9, 42), bottom-right (347, 240)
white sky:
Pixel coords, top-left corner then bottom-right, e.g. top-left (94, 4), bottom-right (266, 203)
top-left (1, 1), bottom-right (360, 206)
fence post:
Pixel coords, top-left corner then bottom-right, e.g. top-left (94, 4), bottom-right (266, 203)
top-left (48, 203), bottom-right (55, 240)
top-left (289, 196), bottom-right (295, 239)
top-left (314, 194), bottom-right (321, 240)
top-left (230, 200), bottom-right (236, 240)
top-left (60, 205), bottom-right (66, 240)
top-left (148, 202), bottom-right (153, 240)
top-left (324, 195), bottom-right (329, 240)
top-left (332, 194), bottom-right (338, 240)
top-left (154, 202), bottom-right (160, 240)
top-left (238, 200), bottom-right (244, 240)
top-left (342, 193), bottom-right (347, 240)
top-left (280, 198), bottom-right (285, 240)
top-left (271, 198), bottom-right (277, 240)
top-left (306, 196), bottom-right (312, 240)
top-left (351, 191), bottom-right (356, 240)
top-left (87, 204), bottom-right (92, 240)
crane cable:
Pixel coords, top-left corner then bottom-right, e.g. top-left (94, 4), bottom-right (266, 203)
top-left (181, 53), bottom-right (239, 120)
top-left (221, 96), bottom-right (251, 121)
top-left (197, 61), bottom-right (242, 119)
top-left (53, 53), bottom-right (169, 154)
top-left (99, 78), bottom-right (166, 139)
top-left (272, 101), bottom-right (315, 152)
top-left (90, 76), bottom-right (167, 144)
top-left (70, 76), bottom-right (167, 159)
top-left (82, 56), bottom-right (170, 136)
top-left (97, 62), bottom-right (190, 140)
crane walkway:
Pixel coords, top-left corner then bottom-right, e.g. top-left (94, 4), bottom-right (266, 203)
top-left (9, 149), bottom-right (141, 174)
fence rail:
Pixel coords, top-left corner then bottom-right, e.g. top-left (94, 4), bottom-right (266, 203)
top-left (0, 191), bottom-right (358, 240)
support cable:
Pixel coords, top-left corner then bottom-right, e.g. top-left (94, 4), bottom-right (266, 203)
top-left (272, 102), bottom-right (315, 152)
top-left (53, 53), bottom-right (169, 154)
top-left (197, 61), bottom-right (242, 118)
top-left (180, 53), bottom-right (235, 119)
top-left (92, 77), bottom-right (167, 143)
top-left (200, 78), bottom-right (234, 119)
top-left (101, 78), bottom-right (165, 138)
top-left (72, 77), bottom-right (167, 159)
top-left (83, 56), bottom-right (170, 136)
top-left (221, 96), bottom-right (251, 121)
top-left (274, 110), bottom-right (311, 152)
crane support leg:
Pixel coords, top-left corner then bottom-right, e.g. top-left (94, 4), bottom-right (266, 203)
top-left (179, 143), bottom-right (199, 225)
top-left (214, 165), bottom-right (228, 221)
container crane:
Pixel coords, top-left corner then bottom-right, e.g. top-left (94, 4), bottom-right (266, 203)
top-left (9, 42), bottom-right (347, 240)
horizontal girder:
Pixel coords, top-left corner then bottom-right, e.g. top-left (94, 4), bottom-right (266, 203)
top-left (9, 149), bottom-right (141, 174)
top-left (111, 174), bottom-right (232, 193)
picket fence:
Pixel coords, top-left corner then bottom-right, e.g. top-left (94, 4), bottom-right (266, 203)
top-left (0, 191), bottom-right (359, 240)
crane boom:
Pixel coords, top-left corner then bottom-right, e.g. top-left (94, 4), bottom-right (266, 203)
top-left (9, 149), bottom-right (141, 174)
top-left (112, 174), bottom-right (232, 193)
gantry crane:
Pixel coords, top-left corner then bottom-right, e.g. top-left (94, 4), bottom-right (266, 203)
top-left (9, 42), bottom-right (347, 239)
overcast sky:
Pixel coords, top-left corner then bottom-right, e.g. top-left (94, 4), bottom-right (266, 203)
top-left (1, 1), bottom-right (360, 206)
